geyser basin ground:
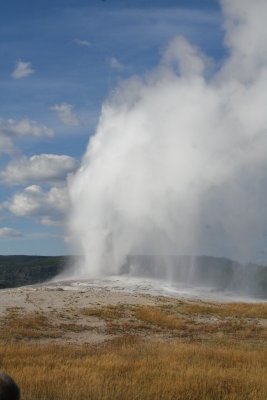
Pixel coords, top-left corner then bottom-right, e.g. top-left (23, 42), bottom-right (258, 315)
top-left (49, 275), bottom-right (266, 303)
top-left (0, 276), bottom-right (266, 345)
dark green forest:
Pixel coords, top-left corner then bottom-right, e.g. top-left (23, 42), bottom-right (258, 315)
top-left (0, 255), bottom-right (68, 289)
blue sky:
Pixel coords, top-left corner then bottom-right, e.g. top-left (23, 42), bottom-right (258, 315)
top-left (0, 0), bottom-right (225, 255)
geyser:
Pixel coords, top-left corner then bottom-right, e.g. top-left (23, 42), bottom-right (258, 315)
top-left (68, 0), bottom-right (267, 282)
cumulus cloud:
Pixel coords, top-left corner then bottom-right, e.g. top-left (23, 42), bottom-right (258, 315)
top-left (0, 227), bottom-right (23, 238)
top-left (0, 118), bottom-right (54, 155)
top-left (0, 154), bottom-right (78, 185)
top-left (73, 38), bottom-right (90, 47)
top-left (0, 135), bottom-right (14, 155)
top-left (5, 185), bottom-right (69, 226)
top-left (11, 61), bottom-right (35, 79)
top-left (69, 0), bottom-right (267, 276)
top-left (51, 103), bottom-right (80, 126)
top-left (109, 57), bottom-right (125, 71)
top-left (0, 118), bottom-right (54, 138)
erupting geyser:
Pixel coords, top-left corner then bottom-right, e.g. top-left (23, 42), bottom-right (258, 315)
top-left (68, 0), bottom-right (267, 281)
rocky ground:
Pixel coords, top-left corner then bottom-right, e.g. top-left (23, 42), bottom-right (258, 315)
top-left (0, 276), bottom-right (266, 346)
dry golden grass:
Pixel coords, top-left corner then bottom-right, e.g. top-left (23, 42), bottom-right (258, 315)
top-left (0, 309), bottom-right (91, 341)
top-left (135, 306), bottom-right (187, 330)
top-left (1, 301), bottom-right (266, 344)
top-left (0, 312), bottom-right (61, 340)
top-left (170, 301), bottom-right (267, 319)
top-left (82, 304), bottom-right (125, 321)
top-left (0, 297), bottom-right (266, 399)
top-left (0, 338), bottom-right (266, 400)
top-left (133, 305), bottom-right (266, 342)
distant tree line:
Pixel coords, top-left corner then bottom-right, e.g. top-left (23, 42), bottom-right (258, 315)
top-left (0, 254), bottom-right (266, 298)
top-left (0, 255), bottom-right (69, 289)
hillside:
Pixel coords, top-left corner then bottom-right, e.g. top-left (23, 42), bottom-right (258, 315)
top-left (0, 255), bottom-right (68, 289)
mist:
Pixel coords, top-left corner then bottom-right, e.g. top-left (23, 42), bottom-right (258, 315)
top-left (68, 0), bottom-right (267, 287)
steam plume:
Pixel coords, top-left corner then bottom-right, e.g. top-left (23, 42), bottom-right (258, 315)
top-left (69, 0), bottom-right (267, 277)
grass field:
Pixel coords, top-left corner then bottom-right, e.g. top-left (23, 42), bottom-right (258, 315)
top-left (0, 297), bottom-right (266, 399)
top-left (0, 339), bottom-right (266, 400)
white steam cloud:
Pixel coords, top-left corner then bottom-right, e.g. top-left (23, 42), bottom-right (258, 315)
top-left (69, 0), bottom-right (267, 277)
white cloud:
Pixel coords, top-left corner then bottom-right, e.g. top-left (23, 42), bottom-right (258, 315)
top-left (0, 227), bottom-right (23, 238)
top-left (0, 118), bottom-right (54, 155)
top-left (0, 135), bottom-right (14, 155)
top-left (0, 118), bottom-right (54, 138)
top-left (11, 61), bottom-right (35, 79)
top-left (51, 103), bottom-right (80, 126)
top-left (0, 154), bottom-right (78, 185)
top-left (73, 38), bottom-right (90, 47)
top-left (5, 185), bottom-right (69, 226)
top-left (109, 56), bottom-right (125, 71)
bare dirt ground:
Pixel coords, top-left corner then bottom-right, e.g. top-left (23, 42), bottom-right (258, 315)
top-left (0, 277), bottom-right (266, 346)
top-left (0, 278), bottom-right (175, 344)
